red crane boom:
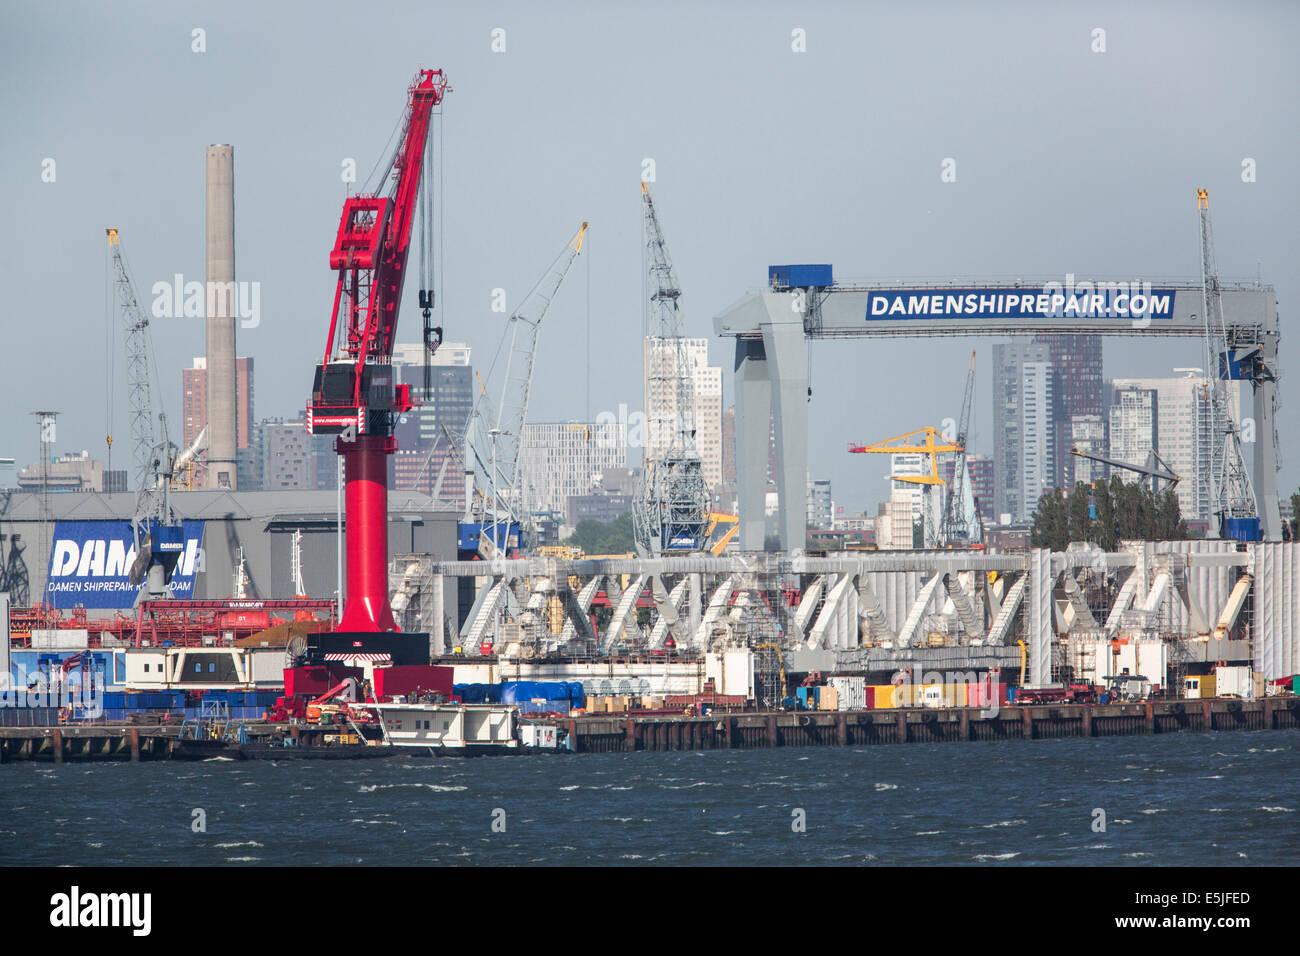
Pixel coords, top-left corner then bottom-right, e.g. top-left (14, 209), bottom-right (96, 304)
top-left (307, 69), bottom-right (448, 633)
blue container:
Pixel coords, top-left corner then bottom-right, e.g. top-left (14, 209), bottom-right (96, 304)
top-left (768, 264), bottom-right (832, 289)
top-left (1223, 517), bottom-right (1261, 543)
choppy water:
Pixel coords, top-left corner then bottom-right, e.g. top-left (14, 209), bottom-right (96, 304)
top-left (2, 730), bottom-right (1297, 865)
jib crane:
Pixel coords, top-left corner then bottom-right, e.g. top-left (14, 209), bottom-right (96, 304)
top-left (1069, 446), bottom-right (1179, 491)
top-left (307, 69), bottom-right (448, 633)
top-left (634, 183), bottom-right (710, 555)
top-left (460, 222), bottom-right (589, 556)
top-left (849, 426), bottom-right (961, 548)
top-left (939, 350), bottom-right (981, 546)
top-left (106, 228), bottom-right (187, 601)
top-left (1197, 188), bottom-right (1259, 542)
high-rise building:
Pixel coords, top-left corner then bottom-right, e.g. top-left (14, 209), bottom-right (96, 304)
top-left (806, 477), bottom-right (832, 530)
top-left (993, 342), bottom-right (1054, 523)
top-left (1108, 369), bottom-right (1240, 524)
top-left (17, 451), bottom-right (104, 492)
top-left (1069, 414), bottom-right (1107, 486)
top-left (263, 419), bottom-right (313, 490)
top-left (1033, 334), bottom-right (1102, 489)
top-left (389, 342), bottom-right (474, 505)
top-left (643, 337), bottom-right (723, 489)
top-left (1107, 386), bottom-right (1158, 471)
top-left (518, 422), bottom-right (627, 518)
top-left (183, 356), bottom-right (253, 489)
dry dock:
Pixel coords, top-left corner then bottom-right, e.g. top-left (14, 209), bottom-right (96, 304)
top-left (1, 698), bottom-right (1295, 761)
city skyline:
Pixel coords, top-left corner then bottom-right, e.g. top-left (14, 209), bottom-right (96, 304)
top-left (5, 3), bottom-right (1295, 522)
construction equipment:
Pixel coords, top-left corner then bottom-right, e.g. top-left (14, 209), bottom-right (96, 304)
top-left (306, 69), bottom-right (448, 632)
top-left (849, 426), bottom-right (960, 485)
top-left (704, 512), bottom-right (740, 556)
top-left (849, 426), bottom-right (961, 548)
top-left (460, 223), bottom-right (589, 556)
top-left (753, 641), bottom-right (789, 705)
top-left (1197, 188), bottom-right (1259, 542)
top-left (106, 229), bottom-right (188, 603)
top-left (939, 350), bottom-right (982, 546)
top-left (1070, 446), bottom-right (1180, 491)
top-left (634, 183), bottom-right (710, 555)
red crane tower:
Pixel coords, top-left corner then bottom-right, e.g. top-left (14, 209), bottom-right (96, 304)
top-left (307, 69), bottom-right (448, 634)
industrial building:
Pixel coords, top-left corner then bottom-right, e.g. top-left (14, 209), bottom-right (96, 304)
top-left (0, 489), bottom-right (458, 613)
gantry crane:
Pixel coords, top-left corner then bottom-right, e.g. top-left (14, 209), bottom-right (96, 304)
top-left (1197, 188), bottom-right (1259, 542)
top-left (634, 183), bottom-right (710, 555)
top-left (306, 69), bottom-right (448, 633)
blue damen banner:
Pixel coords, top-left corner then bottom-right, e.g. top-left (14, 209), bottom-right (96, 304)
top-left (865, 286), bottom-right (1176, 321)
top-left (45, 520), bottom-right (205, 609)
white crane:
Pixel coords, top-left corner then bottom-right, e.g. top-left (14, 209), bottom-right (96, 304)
top-left (1197, 189), bottom-right (1258, 540)
top-left (461, 222), bottom-right (588, 553)
top-left (634, 183), bottom-right (710, 554)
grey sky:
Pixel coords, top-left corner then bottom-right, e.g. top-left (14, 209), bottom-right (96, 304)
top-left (4, 0), bottom-right (1297, 514)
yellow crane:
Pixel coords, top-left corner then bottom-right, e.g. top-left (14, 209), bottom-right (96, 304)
top-left (847, 425), bottom-right (962, 483)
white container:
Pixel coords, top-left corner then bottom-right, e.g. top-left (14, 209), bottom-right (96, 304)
top-left (1214, 665), bottom-right (1253, 699)
top-left (31, 629), bottom-right (89, 650)
top-left (520, 724), bottom-right (560, 748)
top-left (828, 675), bottom-right (866, 711)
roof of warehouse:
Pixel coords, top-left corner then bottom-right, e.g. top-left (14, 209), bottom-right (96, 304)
top-left (0, 489), bottom-right (459, 522)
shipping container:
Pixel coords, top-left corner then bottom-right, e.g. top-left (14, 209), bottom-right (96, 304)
top-left (768, 263), bottom-right (833, 289)
top-left (827, 676), bottom-right (866, 711)
top-left (1183, 674), bottom-right (1215, 699)
top-left (817, 686), bottom-right (839, 711)
top-left (1214, 665), bottom-right (1253, 699)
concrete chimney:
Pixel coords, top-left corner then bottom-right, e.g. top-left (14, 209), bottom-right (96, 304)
top-left (205, 144), bottom-right (237, 489)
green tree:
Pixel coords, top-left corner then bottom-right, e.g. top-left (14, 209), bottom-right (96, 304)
top-left (564, 512), bottom-right (636, 555)
top-left (1154, 488), bottom-right (1187, 539)
top-left (1289, 488), bottom-right (1300, 540)
top-left (1067, 483), bottom-right (1092, 543)
top-left (1094, 480), bottom-right (1117, 551)
top-left (1030, 488), bottom-right (1069, 550)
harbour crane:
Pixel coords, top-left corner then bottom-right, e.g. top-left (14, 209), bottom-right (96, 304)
top-left (1069, 446), bottom-right (1179, 491)
top-left (939, 350), bottom-right (981, 546)
top-left (849, 426), bottom-right (961, 548)
top-left (1197, 188), bottom-right (1260, 542)
top-left (634, 183), bottom-right (710, 555)
top-left (459, 223), bottom-right (589, 557)
top-left (106, 228), bottom-right (187, 602)
top-left (306, 68), bottom-right (448, 633)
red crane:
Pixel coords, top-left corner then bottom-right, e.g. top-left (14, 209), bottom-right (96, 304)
top-left (307, 69), bottom-right (448, 633)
